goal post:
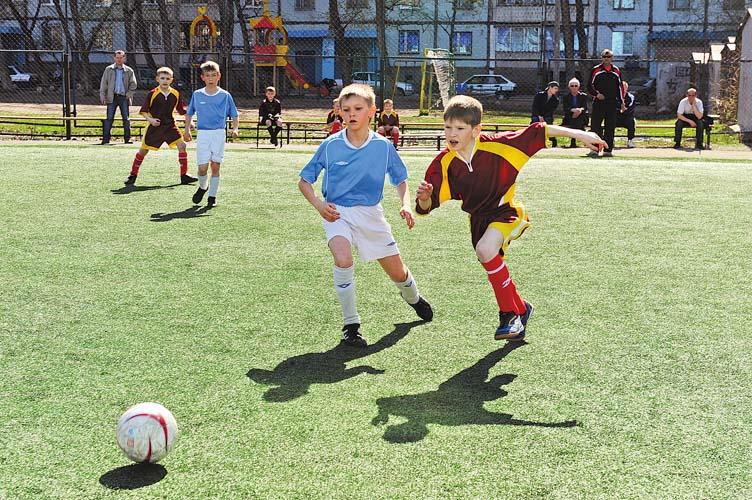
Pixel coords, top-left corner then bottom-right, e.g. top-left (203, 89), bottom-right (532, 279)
top-left (419, 48), bottom-right (456, 115)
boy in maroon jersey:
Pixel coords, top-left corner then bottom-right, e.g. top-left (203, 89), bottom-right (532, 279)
top-left (124, 67), bottom-right (196, 186)
top-left (415, 95), bottom-right (605, 340)
top-left (377, 99), bottom-right (400, 147)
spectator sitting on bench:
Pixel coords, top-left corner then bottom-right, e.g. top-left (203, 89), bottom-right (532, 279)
top-left (259, 86), bottom-right (283, 147)
top-left (615, 81), bottom-right (637, 149)
top-left (561, 77), bottom-right (589, 148)
top-left (324, 98), bottom-right (344, 136)
top-left (673, 87), bottom-right (705, 150)
top-left (531, 81), bottom-right (560, 147)
top-left (377, 99), bottom-right (400, 148)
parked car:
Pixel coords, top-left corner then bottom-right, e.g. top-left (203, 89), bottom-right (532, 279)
top-left (629, 77), bottom-right (656, 105)
top-left (8, 65), bottom-right (37, 87)
top-left (350, 71), bottom-right (414, 96)
top-left (456, 74), bottom-right (518, 99)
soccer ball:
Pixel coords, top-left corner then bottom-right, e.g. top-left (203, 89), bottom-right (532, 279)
top-left (116, 402), bottom-right (178, 463)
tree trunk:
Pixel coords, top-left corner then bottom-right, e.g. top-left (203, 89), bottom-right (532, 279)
top-left (328, 0), bottom-right (350, 83)
top-left (559, 0), bottom-right (575, 78)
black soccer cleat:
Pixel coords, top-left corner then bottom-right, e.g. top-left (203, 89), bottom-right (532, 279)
top-left (341, 323), bottom-right (367, 348)
top-left (181, 174), bottom-right (198, 185)
top-left (409, 296), bottom-right (434, 321)
top-left (206, 196), bottom-right (217, 208)
top-left (124, 174), bottom-right (137, 186)
top-left (192, 187), bottom-right (207, 204)
top-left (495, 311), bottom-right (525, 341)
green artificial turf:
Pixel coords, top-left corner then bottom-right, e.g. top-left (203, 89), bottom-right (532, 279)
top-left (0, 143), bottom-right (750, 498)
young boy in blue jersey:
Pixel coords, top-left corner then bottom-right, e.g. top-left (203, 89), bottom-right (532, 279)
top-left (298, 84), bottom-right (433, 347)
top-left (183, 61), bottom-right (239, 208)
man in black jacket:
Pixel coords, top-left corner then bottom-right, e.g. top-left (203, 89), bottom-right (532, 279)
top-left (531, 81), bottom-right (560, 147)
top-left (561, 78), bottom-right (589, 148)
top-left (615, 81), bottom-right (637, 148)
top-left (587, 49), bottom-right (625, 156)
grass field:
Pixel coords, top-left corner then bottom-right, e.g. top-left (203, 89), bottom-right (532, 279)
top-left (1, 143), bottom-right (751, 498)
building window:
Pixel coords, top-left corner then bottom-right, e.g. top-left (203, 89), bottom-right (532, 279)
top-left (458, 0), bottom-right (477, 8)
top-left (611, 31), bottom-right (633, 55)
top-left (92, 25), bottom-right (113, 50)
top-left (723, 0), bottom-right (744, 8)
top-left (452, 32), bottom-right (472, 56)
top-left (346, 0), bottom-right (368, 8)
top-left (668, 0), bottom-right (689, 9)
top-left (42, 22), bottom-right (63, 49)
top-left (295, 0), bottom-right (314, 10)
top-left (135, 24), bottom-right (163, 49)
top-left (399, 0), bottom-right (421, 7)
top-left (398, 30), bottom-right (420, 54)
top-left (613, 0), bottom-right (634, 8)
top-left (496, 26), bottom-right (540, 53)
top-left (544, 27), bottom-right (588, 56)
top-left (546, 0), bottom-right (589, 4)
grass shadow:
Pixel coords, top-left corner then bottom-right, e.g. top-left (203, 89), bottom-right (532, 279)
top-left (99, 463), bottom-right (167, 490)
top-left (111, 183), bottom-right (182, 195)
top-left (247, 320), bottom-right (426, 402)
top-left (150, 205), bottom-right (212, 222)
top-left (371, 341), bottom-right (579, 443)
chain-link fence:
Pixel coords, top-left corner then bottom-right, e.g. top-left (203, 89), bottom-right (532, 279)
top-left (1, 0), bottom-right (749, 139)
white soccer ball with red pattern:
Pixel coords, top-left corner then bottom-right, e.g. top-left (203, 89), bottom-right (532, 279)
top-left (116, 402), bottom-right (178, 463)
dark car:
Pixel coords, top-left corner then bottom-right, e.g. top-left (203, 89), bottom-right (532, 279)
top-left (629, 77), bottom-right (655, 105)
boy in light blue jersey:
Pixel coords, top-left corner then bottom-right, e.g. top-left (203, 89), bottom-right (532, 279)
top-left (183, 61), bottom-right (239, 208)
top-left (298, 84), bottom-right (433, 347)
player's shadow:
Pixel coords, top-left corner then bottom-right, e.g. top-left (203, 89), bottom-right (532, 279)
top-left (99, 463), bottom-right (167, 490)
top-left (247, 320), bottom-right (425, 402)
top-left (111, 183), bottom-right (181, 195)
top-left (150, 205), bottom-right (212, 222)
top-left (371, 342), bottom-right (579, 443)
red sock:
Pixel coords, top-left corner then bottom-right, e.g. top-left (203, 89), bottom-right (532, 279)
top-left (178, 151), bottom-right (188, 175)
top-left (481, 255), bottom-right (526, 314)
top-left (391, 129), bottom-right (400, 146)
top-left (330, 121), bottom-right (342, 134)
top-left (130, 152), bottom-right (145, 176)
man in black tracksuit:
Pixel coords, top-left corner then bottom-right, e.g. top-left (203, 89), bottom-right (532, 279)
top-left (530, 81), bottom-right (560, 147)
top-left (587, 49), bottom-right (625, 156)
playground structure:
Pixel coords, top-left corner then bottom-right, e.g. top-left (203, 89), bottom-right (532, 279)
top-left (188, 7), bottom-right (219, 90)
top-left (419, 48), bottom-right (456, 115)
top-left (250, 0), bottom-right (317, 95)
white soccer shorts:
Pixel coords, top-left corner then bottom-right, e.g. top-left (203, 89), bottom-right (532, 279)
top-left (196, 128), bottom-right (227, 165)
top-left (323, 204), bottom-right (401, 262)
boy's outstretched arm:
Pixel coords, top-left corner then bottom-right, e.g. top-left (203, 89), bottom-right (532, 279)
top-left (395, 181), bottom-right (415, 230)
top-left (298, 178), bottom-right (340, 222)
top-left (416, 181), bottom-right (434, 214)
top-left (546, 124), bottom-right (607, 152)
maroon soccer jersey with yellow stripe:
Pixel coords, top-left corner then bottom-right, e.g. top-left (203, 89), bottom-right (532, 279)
top-left (378, 111), bottom-right (400, 128)
top-left (139, 87), bottom-right (186, 127)
top-left (416, 122), bottom-right (547, 248)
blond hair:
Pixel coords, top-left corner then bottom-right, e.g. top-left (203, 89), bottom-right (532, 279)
top-left (443, 95), bottom-right (483, 127)
top-left (339, 84), bottom-right (375, 107)
top-left (156, 67), bottom-right (173, 77)
top-left (266, 86), bottom-right (276, 93)
top-left (200, 61), bottom-right (220, 74)
top-left (383, 98), bottom-right (393, 105)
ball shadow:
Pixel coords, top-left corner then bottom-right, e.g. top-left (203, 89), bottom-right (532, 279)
top-left (99, 463), bottom-right (167, 490)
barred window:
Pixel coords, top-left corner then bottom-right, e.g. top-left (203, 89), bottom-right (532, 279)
top-left (668, 0), bottom-right (689, 9)
top-left (452, 32), bottom-right (473, 56)
top-left (398, 30), bottom-right (420, 54)
top-left (295, 0), bottom-right (315, 10)
top-left (611, 31), bottom-right (633, 55)
top-left (613, 0), bottom-right (634, 8)
top-left (496, 26), bottom-right (540, 53)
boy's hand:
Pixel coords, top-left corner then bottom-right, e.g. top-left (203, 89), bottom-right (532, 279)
top-left (400, 206), bottom-right (415, 230)
top-left (579, 131), bottom-right (607, 152)
top-left (317, 200), bottom-right (340, 222)
top-left (416, 181), bottom-right (433, 202)
top-left (183, 128), bottom-right (192, 142)
top-left (231, 128), bottom-right (239, 138)
top-left (148, 117), bottom-right (161, 126)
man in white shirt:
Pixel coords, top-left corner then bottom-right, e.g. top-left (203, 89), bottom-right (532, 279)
top-left (673, 88), bottom-right (706, 150)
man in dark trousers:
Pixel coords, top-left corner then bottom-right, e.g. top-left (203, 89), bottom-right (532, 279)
top-left (587, 49), bottom-right (625, 156)
top-left (615, 81), bottom-right (637, 148)
top-left (561, 77), bottom-right (589, 148)
top-left (530, 81), bottom-right (560, 147)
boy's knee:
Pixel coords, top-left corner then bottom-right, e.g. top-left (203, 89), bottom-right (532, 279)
top-left (333, 254), bottom-right (353, 268)
top-left (475, 241), bottom-right (498, 263)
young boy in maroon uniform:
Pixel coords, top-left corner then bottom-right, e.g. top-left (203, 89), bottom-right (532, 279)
top-left (415, 95), bottom-right (605, 340)
top-left (124, 67), bottom-right (196, 186)
top-left (377, 99), bottom-right (400, 148)
top-left (324, 98), bottom-right (343, 136)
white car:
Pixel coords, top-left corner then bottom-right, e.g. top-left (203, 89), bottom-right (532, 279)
top-left (8, 65), bottom-right (36, 86)
top-left (456, 74), bottom-right (517, 99)
top-left (351, 71), bottom-right (414, 96)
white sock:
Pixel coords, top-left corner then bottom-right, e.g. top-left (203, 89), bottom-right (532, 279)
top-left (198, 174), bottom-right (208, 190)
top-left (395, 269), bottom-right (420, 305)
top-left (333, 264), bottom-right (360, 326)
top-left (208, 176), bottom-right (220, 197)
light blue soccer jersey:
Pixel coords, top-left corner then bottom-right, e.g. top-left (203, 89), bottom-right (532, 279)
top-left (186, 87), bottom-right (238, 130)
top-left (299, 131), bottom-right (409, 207)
